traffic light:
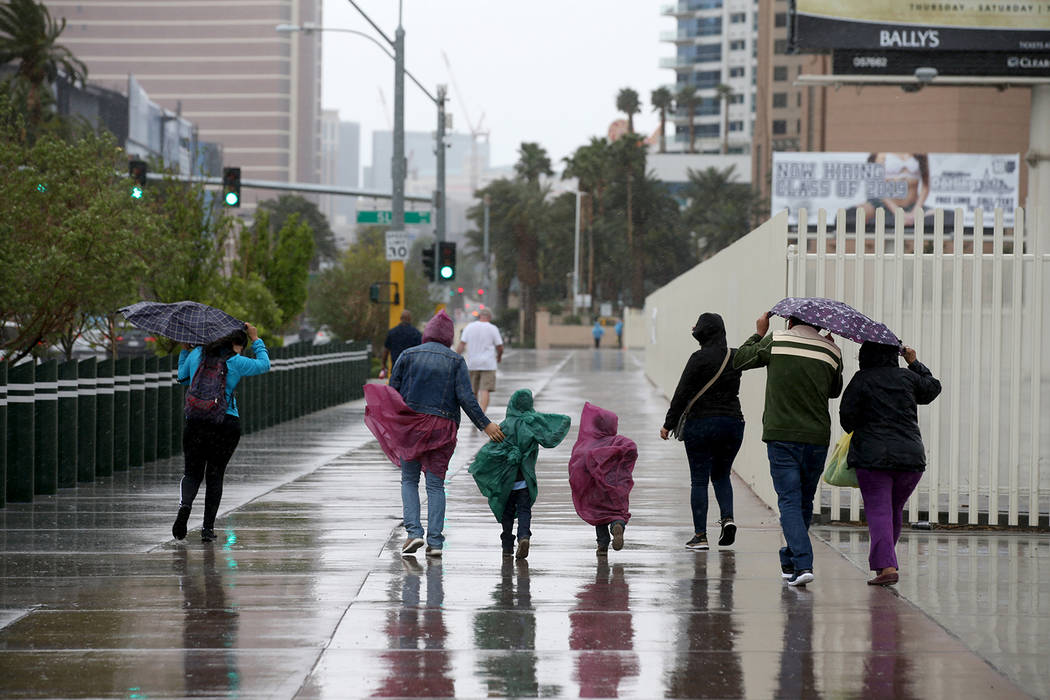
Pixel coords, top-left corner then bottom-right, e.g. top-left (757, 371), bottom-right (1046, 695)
top-left (421, 243), bottom-right (436, 281)
top-left (222, 166), bottom-right (241, 207)
top-left (437, 241), bottom-right (456, 281)
top-left (129, 160), bottom-right (147, 199)
top-left (477, 288), bottom-right (485, 296)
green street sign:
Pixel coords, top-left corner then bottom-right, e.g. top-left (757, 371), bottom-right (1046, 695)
top-left (357, 210), bottom-right (431, 225)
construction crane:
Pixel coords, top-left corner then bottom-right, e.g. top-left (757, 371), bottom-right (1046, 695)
top-left (441, 50), bottom-right (489, 195)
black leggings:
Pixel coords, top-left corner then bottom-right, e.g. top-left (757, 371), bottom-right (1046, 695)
top-left (180, 416), bottom-right (241, 530)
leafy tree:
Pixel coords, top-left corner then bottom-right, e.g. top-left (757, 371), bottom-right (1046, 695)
top-left (562, 137), bottom-right (613, 303)
top-left (0, 0), bottom-right (86, 129)
top-left (609, 133), bottom-right (647, 306)
top-left (650, 87), bottom-right (674, 154)
top-left (716, 83), bottom-right (734, 155)
top-left (265, 213), bottom-right (314, 328)
top-left (256, 194), bottom-right (337, 270)
top-left (676, 85), bottom-right (698, 154)
top-left (0, 100), bottom-right (154, 363)
top-left (682, 166), bottom-right (766, 261)
top-left (616, 87), bottom-right (641, 134)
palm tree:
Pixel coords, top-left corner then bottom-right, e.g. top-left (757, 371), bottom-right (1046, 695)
top-left (610, 134), bottom-right (647, 306)
top-left (515, 141), bottom-right (552, 186)
top-left (682, 165), bottom-right (767, 260)
top-left (716, 83), bottom-right (734, 155)
top-left (563, 138), bottom-right (612, 301)
top-left (676, 85), bottom-right (698, 154)
top-left (650, 87), bottom-right (674, 154)
top-left (0, 0), bottom-right (87, 127)
top-left (615, 87), bottom-right (641, 134)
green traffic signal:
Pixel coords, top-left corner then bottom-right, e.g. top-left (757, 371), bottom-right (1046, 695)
top-left (439, 265), bottom-right (454, 280)
top-left (131, 185), bottom-right (144, 199)
top-left (224, 191), bottom-right (240, 206)
top-left (36, 183), bottom-right (46, 192)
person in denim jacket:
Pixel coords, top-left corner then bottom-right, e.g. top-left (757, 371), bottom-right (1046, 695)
top-left (367, 310), bottom-right (504, 558)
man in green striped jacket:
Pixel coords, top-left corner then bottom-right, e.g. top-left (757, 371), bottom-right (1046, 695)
top-left (734, 312), bottom-right (843, 587)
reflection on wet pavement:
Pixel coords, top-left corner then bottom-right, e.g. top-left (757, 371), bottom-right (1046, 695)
top-left (0, 350), bottom-right (1041, 698)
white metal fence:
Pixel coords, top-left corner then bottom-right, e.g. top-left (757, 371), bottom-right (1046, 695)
top-left (791, 207), bottom-right (1049, 526)
top-left (641, 207), bottom-right (1049, 527)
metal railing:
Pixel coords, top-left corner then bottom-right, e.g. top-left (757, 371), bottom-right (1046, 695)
top-left (0, 342), bottom-right (369, 507)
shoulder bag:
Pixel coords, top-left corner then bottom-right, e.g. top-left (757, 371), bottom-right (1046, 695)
top-left (671, 348), bottom-right (731, 441)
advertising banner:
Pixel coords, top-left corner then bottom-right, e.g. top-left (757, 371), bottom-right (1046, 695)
top-left (832, 49), bottom-right (1050, 77)
top-left (771, 152), bottom-right (1020, 227)
top-left (792, 1), bottom-right (1050, 52)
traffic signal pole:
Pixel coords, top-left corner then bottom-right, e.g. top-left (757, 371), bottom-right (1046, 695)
top-left (390, 6), bottom-right (407, 327)
top-left (435, 85), bottom-right (447, 243)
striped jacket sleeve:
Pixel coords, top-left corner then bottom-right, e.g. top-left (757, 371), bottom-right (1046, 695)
top-left (732, 333), bottom-right (773, 371)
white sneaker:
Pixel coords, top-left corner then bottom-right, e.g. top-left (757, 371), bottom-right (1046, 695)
top-left (787, 569), bottom-right (814, 587)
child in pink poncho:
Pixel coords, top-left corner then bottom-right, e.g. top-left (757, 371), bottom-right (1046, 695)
top-left (569, 402), bottom-right (637, 556)
top-left (364, 310), bottom-right (504, 557)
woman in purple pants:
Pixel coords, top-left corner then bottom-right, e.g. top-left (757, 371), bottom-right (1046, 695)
top-left (840, 342), bottom-right (941, 586)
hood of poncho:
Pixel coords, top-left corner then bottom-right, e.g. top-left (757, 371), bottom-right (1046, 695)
top-left (691, 312), bottom-right (728, 347)
top-left (859, 341), bottom-right (900, 369)
top-left (421, 309), bottom-right (454, 347)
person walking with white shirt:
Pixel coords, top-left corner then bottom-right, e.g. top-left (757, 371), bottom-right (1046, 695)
top-left (457, 309), bottom-right (504, 413)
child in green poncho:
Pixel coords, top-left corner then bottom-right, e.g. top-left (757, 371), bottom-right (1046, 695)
top-left (468, 388), bottom-right (571, 560)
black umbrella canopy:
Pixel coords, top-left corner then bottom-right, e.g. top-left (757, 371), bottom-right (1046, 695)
top-left (118, 301), bottom-right (245, 346)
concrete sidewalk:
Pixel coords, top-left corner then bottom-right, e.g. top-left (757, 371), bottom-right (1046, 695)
top-left (0, 349), bottom-right (1042, 698)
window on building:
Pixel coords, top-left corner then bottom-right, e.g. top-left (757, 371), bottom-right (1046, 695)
top-left (730, 12), bottom-right (746, 23)
top-left (775, 12), bottom-right (787, 27)
top-left (729, 66), bottom-right (745, 78)
top-left (697, 124), bottom-right (720, 137)
top-left (694, 43), bottom-right (722, 62)
top-left (730, 39), bottom-right (746, 51)
top-left (686, 0), bottom-right (722, 8)
top-left (730, 94), bottom-right (745, 104)
top-left (729, 120), bottom-right (744, 132)
top-left (772, 119), bottom-right (787, 135)
top-left (772, 92), bottom-right (787, 108)
top-left (773, 66), bottom-right (788, 81)
top-left (687, 70), bottom-right (722, 88)
top-left (694, 17), bottom-right (723, 36)
top-left (774, 39), bottom-right (788, 54)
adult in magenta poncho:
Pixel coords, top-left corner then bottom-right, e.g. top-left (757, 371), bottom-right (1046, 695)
top-left (364, 309), bottom-right (504, 556)
top-left (569, 402), bottom-right (637, 555)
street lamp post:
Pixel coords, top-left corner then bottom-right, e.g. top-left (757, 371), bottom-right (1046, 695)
top-left (573, 189), bottom-right (582, 315)
top-left (483, 194), bottom-right (491, 286)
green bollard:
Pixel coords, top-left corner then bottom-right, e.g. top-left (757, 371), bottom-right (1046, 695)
top-left (295, 343), bottom-right (306, 418)
top-left (7, 362), bottom-right (35, 502)
top-left (77, 358), bottom-right (96, 483)
top-left (265, 346), bottom-right (279, 428)
top-left (94, 359), bottom-right (114, 478)
top-left (171, 357), bottom-right (183, 457)
top-left (274, 346), bottom-right (286, 424)
top-left (112, 358), bottom-right (130, 471)
top-left (57, 361), bottom-right (78, 487)
top-left (0, 363), bottom-right (7, 506)
top-left (128, 357), bottom-right (145, 466)
top-left (279, 345), bottom-right (290, 424)
top-left (155, 356), bottom-right (171, 460)
top-left (143, 356), bottom-right (158, 463)
top-left (34, 359), bottom-right (58, 495)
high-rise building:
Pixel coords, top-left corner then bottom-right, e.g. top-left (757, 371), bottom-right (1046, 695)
top-left (319, 110), bottom-right (360, 247)
top-left (364, 130), bottom-right (488, 193)
top-left (49, 0), bottom-right (322, 205)
top-left (660, 0), bottom-right (757, 154)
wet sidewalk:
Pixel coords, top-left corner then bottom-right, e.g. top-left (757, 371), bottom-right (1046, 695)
top-left (0, 350), bottom-right (1043, 698)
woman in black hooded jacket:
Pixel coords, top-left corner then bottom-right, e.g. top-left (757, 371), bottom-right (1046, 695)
top-left (840, 342), bottom-right (941, 586)
top-left (660, 312), bottom-right (744, 551)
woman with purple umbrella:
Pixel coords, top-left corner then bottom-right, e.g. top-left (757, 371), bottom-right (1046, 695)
top-left (840, 342), bottom-right (941, 586)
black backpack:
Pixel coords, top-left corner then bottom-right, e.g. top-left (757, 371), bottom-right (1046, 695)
top-left (184, 353), bottom-right (229, 423)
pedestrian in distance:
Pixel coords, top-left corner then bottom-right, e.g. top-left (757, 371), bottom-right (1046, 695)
top-left (457, 308), bottom-right (504, 413)
top-left (173, 323), bottom-right (270, 543)
top-left (840, 342), bottom-right (941, 586)
top-left (569, 402), bottom-right (638, 557)
top-left (734, 311), bottom-right (843, 586)
top-left (591, 320), bottom-right (604, 349)
top-left (468, 388), bottom-right (571, 561)
top-left (660, 312), bottom-right (744, 551)
top-left (379, 310), bottom-right (422, 380)
top-left (615, 319), bottom-right (624, 348)
top-left (364, 310), bottom-right (505, 558)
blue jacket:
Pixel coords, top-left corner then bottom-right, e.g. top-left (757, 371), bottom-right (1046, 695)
top-left (390, 341), bottom-right (490, 429)
top-left (177, 339), bottom-right (271, 418)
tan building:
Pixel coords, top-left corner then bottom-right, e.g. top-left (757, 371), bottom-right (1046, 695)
top-left (753, 0), bottom-right (1031, 203)
top-left (49, 0), bottom-right (322, 204)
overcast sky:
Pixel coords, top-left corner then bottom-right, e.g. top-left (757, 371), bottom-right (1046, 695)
top-left (321, 0), bottom-right (674, 173)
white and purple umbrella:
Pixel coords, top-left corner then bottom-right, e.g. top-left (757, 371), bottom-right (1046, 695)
top-left (769, 297), bottom-right (901, 349)
top-left (118, 301), bottom-right (245, 346)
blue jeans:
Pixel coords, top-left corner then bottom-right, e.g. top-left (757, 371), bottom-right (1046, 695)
top-left (767, 441), bottom-right (829, 571)
top-left (500, 487), bottom-right (532, 550)
top-left (683, 416), bottom-right (744, 534)
top-left (401, 460), bottom-right (446, 548)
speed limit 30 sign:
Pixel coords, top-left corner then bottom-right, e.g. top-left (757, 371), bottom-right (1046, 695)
top-left (385, 230), bottom-right (413, 261)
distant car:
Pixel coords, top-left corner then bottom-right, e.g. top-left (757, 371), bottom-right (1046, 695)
top-left (115, 328), bottom-right (156, 358)
top-left (312, 326), bottom-right (333, 346)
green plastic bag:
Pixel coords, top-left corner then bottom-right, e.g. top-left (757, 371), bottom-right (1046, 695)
top-left (823, 431), bottom-right (858, 488)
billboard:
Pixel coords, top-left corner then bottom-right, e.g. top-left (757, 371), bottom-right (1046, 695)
top-left (771, 152), bottom-right (1020, 227)
top-left (792, 1), bottom-right (1050, 52)
top-left (832, 49), bottom-right (1050, 77)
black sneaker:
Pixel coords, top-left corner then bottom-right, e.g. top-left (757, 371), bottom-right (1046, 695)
top-left (172, 506), bottom-right (191, 540)
top-left (685, 533), bottom-right (709, 550)
top-left (717, 518), bottom-right (737, 547)
top-left (611, 522), bottom-right (625, 551)
top-left (787, 569), bottom-right (814, 587)
top-left (515, 538), bottom-right (530, 560)
top-left (200, 528), bottom-right (217, 543)
top-left (781, 565), bottom-right (795, 580)
top-left (401, 537), bottom-right (424, 555)
top-left (596, 545), bottom-right (609, 557)
top-left (502, 549), bottom-right (514, 559)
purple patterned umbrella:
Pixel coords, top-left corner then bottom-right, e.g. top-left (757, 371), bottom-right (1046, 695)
top-left (769, 297), bottom-right (902, 349)
top-left (118, 301), bottom-right (245, 345)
